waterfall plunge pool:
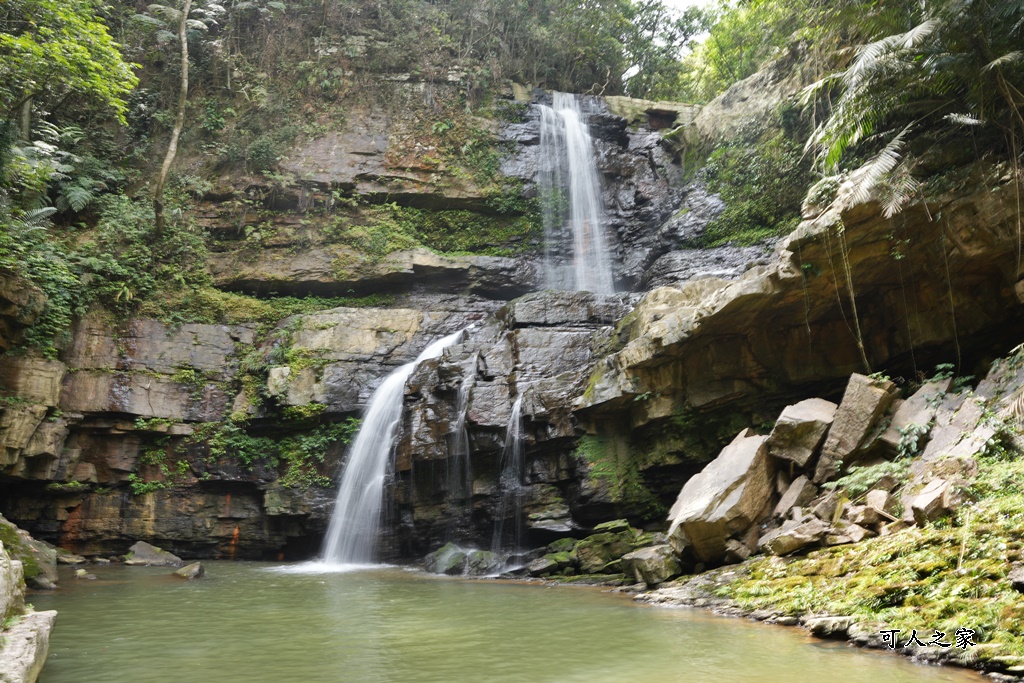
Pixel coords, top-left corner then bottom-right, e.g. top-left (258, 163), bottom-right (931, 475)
top-left (33, 562), bottom-right (984, 683)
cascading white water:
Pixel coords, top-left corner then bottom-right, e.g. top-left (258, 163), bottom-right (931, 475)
top-left (539, 92), bottom-right (616, 295)
top-left (448, 368), bottom-right (475, 501)
top-left (490, 395), bottom-right (525, 558)
top-left (321, 329), bottom-right (466, 566)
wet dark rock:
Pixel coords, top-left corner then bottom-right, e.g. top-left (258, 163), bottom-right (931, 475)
top-left (423, 543), bottom-right (468, 575)
top-left (465, 550), bottom-right (501, 576)
top-left (804, 615), bottom-right (857, 639)
top-left (527, 556), bottom-right (558, 577)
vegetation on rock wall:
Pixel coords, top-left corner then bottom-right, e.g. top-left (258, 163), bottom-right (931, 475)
top-left (691, 105), bottom-right (813, 246)
top-left (128, 416), bottom-right (360, 494)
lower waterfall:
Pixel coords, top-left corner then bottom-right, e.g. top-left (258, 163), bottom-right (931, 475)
top-left (320, 329), bottom-right (466, 565)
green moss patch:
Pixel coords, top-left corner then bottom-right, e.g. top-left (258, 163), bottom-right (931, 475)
top-left (718, 455), bottom-right (1024, 664)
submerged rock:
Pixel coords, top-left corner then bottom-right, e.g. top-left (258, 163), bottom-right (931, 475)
top-left (124, 541), bottom-right (183, 567)
top-left (173, 562), bottom-right (205, 580)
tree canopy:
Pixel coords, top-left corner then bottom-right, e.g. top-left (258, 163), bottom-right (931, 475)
top-left (0, 0), bottom-right (138, 124)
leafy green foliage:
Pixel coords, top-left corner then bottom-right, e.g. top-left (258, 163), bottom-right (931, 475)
top-left (803, 0), bottom-right (1024, 214)
top-left (0, 0), bottom-right (138, 122)
top-left (693, 108), bottom-right (813, 247)
top-left (675, 0), bottom-right (806, 103)
top-left (326, 202), bottom-right (540, 260)
top-left (574, 434), bottom-right (665, 520)
top-left (188, 417), bottom-right (359, 489)
top-left (0, 199), bottom-right (79, 355)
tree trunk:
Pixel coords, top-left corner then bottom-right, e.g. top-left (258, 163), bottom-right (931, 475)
top-left (19, 97), bottom-right (31, 140)
top-left (154, 0), bottom-right (192, 236)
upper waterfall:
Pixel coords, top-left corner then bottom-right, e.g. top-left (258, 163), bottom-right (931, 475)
top-left (321, 329), bottom-right (467, 566)
top-left (539, 92), bottom-right (616, 295)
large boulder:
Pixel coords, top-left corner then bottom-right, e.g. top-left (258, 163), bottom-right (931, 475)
top-left (0, 516), bottom-right (57, 590)
top-left (0, 540), bottom-right (57, 683)
top-left (124, 541), bottom-right (183, 567)
top-left (0, 610), bottom-right (57, 683)
top-left (620, 545), bottom-right (682, 586)
top-left (667, 429), bottom-right (775, 564)
top-left (0, 541), bottom-right (25, 622)
top-left (423, 543), bottom-right (468, 575)
top-left (759, 516), bottom-right (829, 556)
top-left (766, 398), bottom-right (837, 468)
top-left (814, 374), bottom-right (898, 483)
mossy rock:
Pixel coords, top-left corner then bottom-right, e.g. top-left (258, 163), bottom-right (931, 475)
top-left (593, 519), bottom-right (633, 534)
top-left (556, 573), bottom-right (629, 586)
top-left (545, 551), bottom-right (574, 569)
top-left (546, 537), bottom-right (577, 554)
top-left (575, 531), bottom-right (636, 574)
top-left (423, 542), bottom-right (468, 575)
top-left (0, 514), bottom-right (57, 586)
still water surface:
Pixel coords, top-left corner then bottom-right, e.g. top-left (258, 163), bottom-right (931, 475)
top-left (33, 562), bottom-right (984, 683)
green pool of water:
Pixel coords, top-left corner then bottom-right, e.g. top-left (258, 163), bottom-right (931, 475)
top-left (32, 562), bottom-right (984, 683)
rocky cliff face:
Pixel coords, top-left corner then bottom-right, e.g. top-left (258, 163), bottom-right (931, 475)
top-left (0, 86), bottom-right (707, 559)
top-left (1, 72), bottom-right (1021, 564)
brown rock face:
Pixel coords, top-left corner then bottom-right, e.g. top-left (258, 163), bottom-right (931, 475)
top-left (577, 171), bottom-right (1024, 441)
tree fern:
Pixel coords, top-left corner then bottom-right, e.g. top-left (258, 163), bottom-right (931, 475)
top-left (805, 0), bottom-right (1024, 213)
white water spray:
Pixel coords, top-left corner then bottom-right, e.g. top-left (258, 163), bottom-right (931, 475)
top-left (539, 92), bottom-right (616, 295)
top-left (490, 395), bottom-right (525, 558)
top-left (321, 329), bottom-right (466, 566)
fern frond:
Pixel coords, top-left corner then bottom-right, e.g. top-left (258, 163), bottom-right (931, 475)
top-left (879, 168), bottom-right (920, 218)
top-left (945, 113), bottom-right (985, 126)
top-left (148, 4), bottom-right (183, 22)
top-left (842, 124), bottom-right (914, 207)
top-left (63, 184), bottom-right (95, 213)
top-left (131, 13), bottom-right (165, 27)
top-left (20, 207), bottom-right (57, 227)
top-left (982, 51), bottom-right (1023, 72)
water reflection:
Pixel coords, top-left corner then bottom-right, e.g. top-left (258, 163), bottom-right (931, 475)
top-left (34, 563), bottom-right (984, 683)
